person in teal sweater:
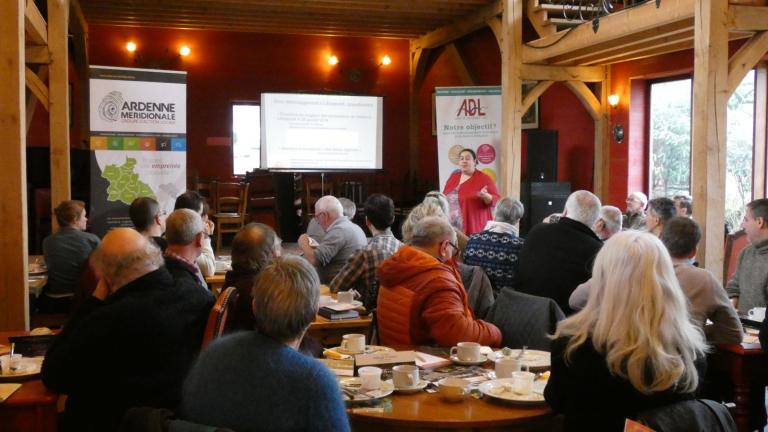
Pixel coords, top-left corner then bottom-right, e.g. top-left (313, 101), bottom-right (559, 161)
top-left (181, 255), bottom-right (350, 432)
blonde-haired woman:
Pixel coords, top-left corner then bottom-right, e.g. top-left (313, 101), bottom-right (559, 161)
top-left (544, 231), bottom-right (707, 431)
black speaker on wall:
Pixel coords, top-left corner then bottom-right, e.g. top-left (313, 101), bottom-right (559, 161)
top-left (527, 129), bottom-right (558, 182)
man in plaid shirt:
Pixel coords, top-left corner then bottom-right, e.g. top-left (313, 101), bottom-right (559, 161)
top-left (330, 194), bottom-right (402, 310)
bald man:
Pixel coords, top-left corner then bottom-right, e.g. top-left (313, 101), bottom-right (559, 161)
top-left (42, 228), bottom-right (212, 432)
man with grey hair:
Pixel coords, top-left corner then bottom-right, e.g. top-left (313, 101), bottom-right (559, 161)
top-left (464, 197), bottom-right (526, 295)
top-left (623, 191), bottom-right (648, 230)
top-left (181, 255), bottom-right (350, 431)
top-left (42, 228), bottom-right (212, 431)
top-left (298, 195), bottom-right (366, 283)
top-left (164, 209), bottom-right (211, 289)
top-left (593, 205), bottom-right (623, 241)
top-left (377, 216), bottom-right (502, 347)
top-left (516, 190), bottom-right (603, 315)
top-left (306, 197), bottom-right (357, 242)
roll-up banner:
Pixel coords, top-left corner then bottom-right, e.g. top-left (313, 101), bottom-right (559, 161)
top-left (89, 66), bottom-right (187, 237)
top-left (435, 86), bottom-right (501, 191)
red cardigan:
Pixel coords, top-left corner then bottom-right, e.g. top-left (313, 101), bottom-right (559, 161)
top-left (443, 170), bottom-right (500, 235)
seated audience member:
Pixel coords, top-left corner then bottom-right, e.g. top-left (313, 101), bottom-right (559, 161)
top-left (464, 197), bottom-right (526, 295)
top-left (39, 200), bottom-right (100, 313)
top-left (174, 191), bottom-right (216, 277)
top-left (306, 196), bottom-right (356, 242)
top-left (623, 191), bottom-right (648, 230)
top-left (298, 195), bottom-right (366, 284)
top-left (674, 194), bottom-right (693, 218)
top-left (544, 231), bottom-right (707, 431)
top-left (726, 198), bottom-right (768, 314)
top-left (645, 197), bottom-right (676, 237)
top-left (42, 229), bottom-right (210, 431)
top-left (129, 196), bottom-right (167, 251)
top-left (330, 194), bottom-right (403, 310)
top-left (377, 216), bottom-right (501, 347)
top-left (181, 256), bottom-right (350, 432)
top-left (424, 190), bottom-right (451, 218)
top-left (593, 205), bottom-right (622, 241)
top-left (570, 217), bottom-right (743, 344)
top-left (403, 201), bottom-right (469, 256)
top-left (224, 223), bottom-right (281, 331)
top-left (516, 190), bottom-right (603, 315)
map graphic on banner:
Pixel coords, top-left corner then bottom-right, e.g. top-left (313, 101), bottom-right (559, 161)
top-left (89, 66), bottom-right (187, 236)
top-left (435, 86), bottom-right (501, 192)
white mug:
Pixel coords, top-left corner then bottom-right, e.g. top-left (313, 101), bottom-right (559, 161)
top-left (748, 307), bottom-right (766, 322)
top-left (358, 366), bottom-right (382, 390)
top-left (438, 377), bottom-right (470, 402)
top-left (511, 371), bottom-right (535, 395)
top-left (341, 333), bottom-right (366, 354)
top-left (495, 356), bottom-right (522, 379)
top-left (450, 342), bottom-right (482, 362)
top-left (392, 364), bottom-right (419, 389)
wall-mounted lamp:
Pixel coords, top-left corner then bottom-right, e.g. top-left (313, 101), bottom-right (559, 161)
top-left (380, 55), bottom-right (392, 66)
top-left (607, 94), bottom-right (619, 108)
top-left (126, 41), bottom-right (137, 53)
top-left (327, 55), bottom-right (339, 65)
top-left (179, 45), bottom-right (191, 57)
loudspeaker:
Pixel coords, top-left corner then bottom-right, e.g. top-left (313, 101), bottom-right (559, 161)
top-left (527, 129), bottom-right (558, 182)
top-left (520, 182), bottom-right (570, 236)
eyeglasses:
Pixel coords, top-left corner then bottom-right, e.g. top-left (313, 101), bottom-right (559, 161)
top-left (446, 241), bottom-right (459, 256)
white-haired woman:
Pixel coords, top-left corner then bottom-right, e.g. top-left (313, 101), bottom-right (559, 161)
top-left (544, 231), bottom-right (707, 431)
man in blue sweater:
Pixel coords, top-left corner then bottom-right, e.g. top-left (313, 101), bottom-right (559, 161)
top-left (181, 255), bottom-right (350, 432)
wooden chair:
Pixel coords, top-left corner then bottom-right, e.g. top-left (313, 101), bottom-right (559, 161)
top-left (195, 179), bottom-right (217, 218)
top-left (303, 178), bottom-right (333, 228)
top-left (213, 182), bottom-right (249, 248)
top-left (724, 229), bottom-right (749, 283)
top-left (201, 286), bottom-right (238, 349)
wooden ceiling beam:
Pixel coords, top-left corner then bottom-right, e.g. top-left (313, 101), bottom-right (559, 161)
top-left (523, 0), bottom-right (694, 64)
top-left (25, 0), bottom-right (48, 45)
top-left (563, 80), bottom-right (601, 121)
top-left (728, 5), bottom-right (768, 32)
top-left (412, 0), bottom-right (502, 50)
top-left (728, 31), bottom-right (768, 96)
top-left (25, 45), bottom-right (50, 64)
top-left (521, 80), bottom-right (553, 113)
top-left (520, 64), bottom-right (606, 82)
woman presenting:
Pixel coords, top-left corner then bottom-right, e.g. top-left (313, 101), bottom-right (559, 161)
top-left (442, 148), bottom-right (500, 235)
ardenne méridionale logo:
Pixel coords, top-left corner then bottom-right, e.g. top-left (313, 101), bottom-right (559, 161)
top-left (98, 90), bottom-right (177, 124)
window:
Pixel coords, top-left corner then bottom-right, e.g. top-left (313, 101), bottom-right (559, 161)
top-left (232, 103), bottom-right (261, 175)
top-left (648, 72), bottom-right (755, 231)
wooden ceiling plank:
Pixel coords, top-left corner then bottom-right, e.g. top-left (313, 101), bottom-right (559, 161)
top-left (412, 0), bottom-right (502, 50)
top-left (560, 29), bottom-right (694, 65)
top-left (25, 0), bottom-right (48, 45)
top-left (728, 5), bottom-right (768, 32)
top-left (523, 0), bottom-right (694, 64)
top-left (520, 64), bottom-right (606, 82)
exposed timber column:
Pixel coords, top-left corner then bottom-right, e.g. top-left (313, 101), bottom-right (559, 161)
top-left (0, 0), bottom-right (30, 330)
top-left (48, 0), bottom-right (71, 228)
top-left (408, 42), bottom-right (428, 199)
top-left (500, 0), bottom-right (523, 199)
top-left (691, 0), bottom-right (728, 280)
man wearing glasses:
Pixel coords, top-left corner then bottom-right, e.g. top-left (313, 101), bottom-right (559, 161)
top-left (377, 216), bottom-right (501, 347)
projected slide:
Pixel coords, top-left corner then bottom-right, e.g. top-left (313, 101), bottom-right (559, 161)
top-left (261, 93), bottom-right (383, 170)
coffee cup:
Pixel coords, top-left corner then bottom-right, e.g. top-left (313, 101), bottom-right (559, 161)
top-left (438, 377), bottom-right (470, 402)
top-left (748, 307), bottom-right (766, 322)
top-left (0, 355), bottom-right (10, 375)
top-left (341, 333), bottom-right (366, 354)
top-left (495, 356), bottom-right (522, 379)
top-left (392, 364), bottom-right (419, 389)
top-left (450, 342), bottom-right (482, 362)
top-left (511, 371), bottom-right (535, 395)
top-left (337, 290), bottom-right (359, 304)
top-left (358, 366), bottom-right (382, 390)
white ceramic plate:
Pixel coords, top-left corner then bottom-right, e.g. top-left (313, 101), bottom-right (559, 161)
top-left (339, 378), bottom-right (394, 402)
top-left (394, 380), bottom-right (429, 394)
top-left (0, 357), bottom-right (43, 382)
top-left (327, 345), bottom-right (395, 356)
top-left (486, 350), bottom-right (551, 369)
top-left (478, 378), bottom-right (547, 405)
top-left (449, 355), bottom-right (487, 366)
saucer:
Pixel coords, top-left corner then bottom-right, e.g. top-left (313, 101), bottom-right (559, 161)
top-left (450, 355), bottom-right (487, 366)
top-left (339, 378), bottom-right (394, 402)
top-left (394, 380), bottom-right (429, 394)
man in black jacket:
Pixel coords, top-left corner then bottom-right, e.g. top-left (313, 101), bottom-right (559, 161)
top-left (516, 190), bottom-right (603, 315)
top-left (42, 228), bottom-right (212, 431)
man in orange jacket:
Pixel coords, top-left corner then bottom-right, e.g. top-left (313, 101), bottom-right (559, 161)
top-left (377, 216), bottom-right (502, 347)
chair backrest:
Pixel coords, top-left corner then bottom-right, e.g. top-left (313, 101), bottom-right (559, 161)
top-left (215, 182), bottom-right (249, 218)
top-left (485, 288), bottom-right (565, 350)
top-left (635, 399), bottom-right (736, 432)
top-left (723, 229), bottom-right (749, 282)
top-left (201, 287), bottom-right (239, 349)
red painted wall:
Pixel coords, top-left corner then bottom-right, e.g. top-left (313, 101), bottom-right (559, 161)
top-left (84, 25), bottom-right (410, 189)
